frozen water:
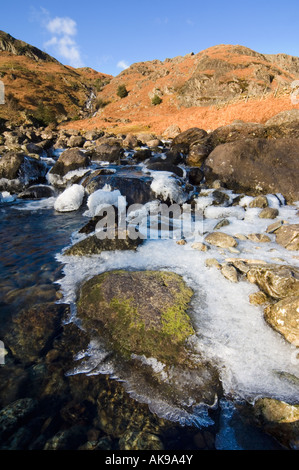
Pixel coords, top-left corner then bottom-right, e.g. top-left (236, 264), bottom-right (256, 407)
top-left (54, 184), bottom-right (85, 212)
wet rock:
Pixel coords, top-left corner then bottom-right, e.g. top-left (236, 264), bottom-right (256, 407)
top-left (3, 303), bottom-right (69, 364)
top-left (275, 224), bottom-right (299, 251)
top-left (146, 161), bottom-right (184, 178)
top-left (188, 167), bottom-right (204, 185)
top-left (264, 295), bottom-right (299, 345)
top-left (253, 398), bottom-right (299, 449)
top-left (64, 232), bottom-right (143, 256)
top-left (83, 171), bottom-right (156, 206)
top-left (18, 184), bottom-right (56, 199)
top-left (119, 430), bottom-right (164, 450)
top-left (0, 398), bottom-right (38, 442)
top-left (205, 232), bottom-right (238, 249)
top-left (43, 425), bottom-right (88, 450)
top-left (0, 152), bottom-right (48, 191)
top-left (204, 138), bottom-right (299, 203)
top-left (77, 270), bottom-right (194, 364)
top-left (133, 148), bottom-right (152, 162)
top-left (49, 148), bottom-right (89, 177)
top-left (246, 264), bottom-right (299, 300)
top-left (259, 207), bottom-right (279, 219)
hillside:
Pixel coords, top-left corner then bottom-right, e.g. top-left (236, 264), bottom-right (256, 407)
top-left (0, 31), bottom-right (112, 125)
top-left (1, 31), bottom-right (299, 133)
top-left (63, 44), bottom-right (299, 135)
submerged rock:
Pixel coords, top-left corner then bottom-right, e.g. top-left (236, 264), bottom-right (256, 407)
top-left (253, 398), bottom-right (299, 449)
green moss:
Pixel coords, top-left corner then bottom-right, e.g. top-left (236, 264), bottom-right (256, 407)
top-left (77, 270), bottom-right (195, 364)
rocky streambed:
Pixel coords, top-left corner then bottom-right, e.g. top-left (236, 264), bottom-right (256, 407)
top-left (0, 117), bottom-right (299, 450)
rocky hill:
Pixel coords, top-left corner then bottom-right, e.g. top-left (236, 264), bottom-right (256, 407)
top-left (0, 31), bottom-right (112, 126)
top-left (64, 44), bottom-right (299, 135)
top-left (1, 31), bottom-right (299, 134)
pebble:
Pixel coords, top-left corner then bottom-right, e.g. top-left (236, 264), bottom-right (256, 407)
top-left (205, 258), bottom-right (221, 269)
top-left (191, 242), bottom-right (209, 252)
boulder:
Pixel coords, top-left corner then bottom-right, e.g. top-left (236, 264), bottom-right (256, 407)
top-left (64, 232), bottom-right (143, 256)
top-left (66, 135), bottom-right (86, 148)
top-left (275, 224), bottom-right (299, 251)
top-left (49, 148), bottom-right (89, 177)
top-left (0, 152), bottom-right (48, 191)
top-left (258, 207), bottom-right (279, 219)
top-left (208, 122), bottom-right (267, 147)
top-left (253, 398), bottom-right (299, 449)
top-left (246, 264), bottom-right (299, 300)
top-left (170, 127), bottom-right (208, 155)
top-left (3, 303), bottom-right (68, 364)
top-left (264, 295), bottom-right (299, 346)
top-left (18, 184), bottom-right (56, 199)
top-left (265, 110), bottom-right (299, 139)
top-left (204, 138), bottom-right (299, 203)
top-left (77, 270), bottom-right (194, 363)
top-left (90, 141), bottom-right (124, 163)
top-left (146, 161), bottom-right (184, 178)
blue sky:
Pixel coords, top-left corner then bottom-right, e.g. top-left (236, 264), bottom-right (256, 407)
top-left (2, 0), bottom-right (299, 76)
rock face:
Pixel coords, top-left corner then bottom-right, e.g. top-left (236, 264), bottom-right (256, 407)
top-left (77, 270), bottom-right (195, 364)
top-left (204, 138), bottom-right (299, 202)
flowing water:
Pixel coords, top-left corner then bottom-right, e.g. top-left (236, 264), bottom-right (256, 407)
top-left (1, 192), bottom-right (297, 449)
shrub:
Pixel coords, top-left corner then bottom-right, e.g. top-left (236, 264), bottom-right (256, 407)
top-left (95, 98), bottom-right (110, 110)
top-left (117, 85), bottom-right (128, 98)
top-left (151, 94), bottom-right (162, 106)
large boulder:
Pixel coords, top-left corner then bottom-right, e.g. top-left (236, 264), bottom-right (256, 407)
top-left (170, 127), bottom-right (209, 155)
top-left (207, 122), bottom-right (267, 147)
top-left (49, 148), bottom-right (89, 177)
top-left (0, 152), bottom-right (48, 191)
top-left (76, 270), bottom-right (222, 413)
top-left (76, 270), bottom-right (194, 363)
top-left (265, 110), bottom-right (299, 139)
top-left (204, 138), bottom-right (299, 202)
top-left (89, 139), bottom-right (124, 163)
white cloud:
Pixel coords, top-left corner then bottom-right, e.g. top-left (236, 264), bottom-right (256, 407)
top-left (117, 60), bottom-right (129, 70)
top-left (46, 17), bottom-right (77, 37)
top-left (33, 8), bottom-right (84, 68)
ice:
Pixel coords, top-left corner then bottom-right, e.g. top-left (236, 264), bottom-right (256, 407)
top-left (47, 168), bottom-right (90, 187)
top-left (84, 186), bottom-right (126, 217)
top-left (0, 191), bottom-right (16, 203)
top-left (56, 193), bottom-right (299, 409)
top-left (149, 170), bottom-right (189, 204)
top-left (54, 184), bottom-right (85, 212)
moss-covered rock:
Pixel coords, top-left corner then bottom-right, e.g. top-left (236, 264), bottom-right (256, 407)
top-left (77, 270), bottom-right (194, 364)
top-left (64, 232), bottom-right (143, 256)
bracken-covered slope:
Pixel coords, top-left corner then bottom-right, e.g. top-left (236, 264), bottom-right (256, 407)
top-left (1, 31), bottom-right (299, 133)
top-left (0, 31), bottom-right (112, 125)
top-left (64, 44), bottom-right (299, 135)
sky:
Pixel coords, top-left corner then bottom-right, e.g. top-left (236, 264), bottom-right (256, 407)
top-left (1, 0), bottom-right (299, 76)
